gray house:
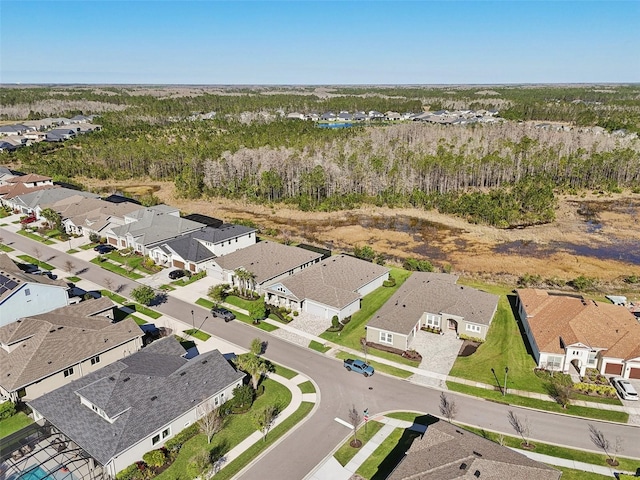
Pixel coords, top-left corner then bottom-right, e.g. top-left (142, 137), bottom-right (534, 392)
top-left (366, 273), bottom-right (498, 351)
top-left (29, 337), bottom-right (245, 479)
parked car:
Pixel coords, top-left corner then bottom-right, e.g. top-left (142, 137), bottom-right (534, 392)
top-left (94, 244), bottom-right (116, 254)
top-left (611, 376), bottom-right (638, 401)
top-left (168, 269), bottom-right (189, 280)
top-left (343, 358), bottom-right (375, 377)
top-left (211, 306), bottom-right (236, 322)
top-left (20, 215), bottom-right (37, 224)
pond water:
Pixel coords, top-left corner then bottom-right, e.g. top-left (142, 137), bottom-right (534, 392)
top-left (317, 123), bottom-right (353, 129)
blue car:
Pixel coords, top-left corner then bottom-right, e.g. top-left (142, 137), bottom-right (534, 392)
top-left (343, 358), bottom-right (375, 377)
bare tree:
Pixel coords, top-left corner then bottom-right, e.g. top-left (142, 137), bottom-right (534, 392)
top-left (439, 392), bottom-right (458, 423)
top-left (507, 410), bottom-right (532, 447)
top-left (63, 260), bottom-right (76, 275)
top-left (103, 277), bottom-right (114, 291)
top-left (612, 436), bottom-right (623, 465)
top-left (197, 402), bottom-right (224, 444)
top-left (348, 404), bottom-right (362, 448)
top-left (589, 424), bottom-right (617, 465)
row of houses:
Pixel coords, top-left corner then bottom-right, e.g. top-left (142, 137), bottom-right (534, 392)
top-left (0, 115), bottom-right (102, 151)
top-left (286, 108), bottom-right (501, 124)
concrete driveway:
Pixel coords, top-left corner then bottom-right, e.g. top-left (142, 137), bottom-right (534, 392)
top-left (409, 329), bottom-right (463, 387)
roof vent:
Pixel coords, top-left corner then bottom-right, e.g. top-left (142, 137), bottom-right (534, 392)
top-left (123, 377), bottom-right (130, 382)
top-left (455, 429), bottom-right (463, 435)
top-left (109, 376), bottom-right (115, 381)
top-left (151, 396), bottom-right (158, 401)
top-left (473, 451), bottom-right (482, 457)
top-left (474, 471), bottom-right (481, 478)
top-left (49, 329), bottom-right (56, 333)
top-left (201, 360), bottom-right (208, 365)
top-left (460, 463), bottom-right (467, 470)
top-left (48, 361), bottom-right (52, 364)
top-left (57, 326), bottom-right (64, 330)
top-left (180, 372), bottom-right (186, 376)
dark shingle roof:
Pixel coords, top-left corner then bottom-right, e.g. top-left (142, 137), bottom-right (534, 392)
top-left (368, 272), bottom-right (498, 335)
top-left (388, 418), bottom-right (560, 480)
top-left (29, 337), bottom-right (244, 466)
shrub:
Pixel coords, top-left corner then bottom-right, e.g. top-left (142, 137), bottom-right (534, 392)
top-left (403, 257), bottom-right (434, 272)
top-left (383, 275), bottom-right (396, 287)
top-left (331, 315), bottom-right (340, 328)
top-left (232, 384), bottom-right (255, 409)
top-left (292, 310), bottom-right (299, 316)
top-left (0, 401), bottom-right (17, 420)
top-left (458, 333), bottom-right (485, 343)
top-left (164, 423), bottom-right (200, 453)
top-left (142, 449), bottom-right (165, 468)
top-left (115, 463), bottom-right (141, 480)
top-left (569, 275), bottom-right (597, 291)
top-left (340, 316), bottom-right (351, 325)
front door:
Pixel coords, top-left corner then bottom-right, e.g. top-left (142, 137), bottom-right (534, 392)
top-left (448, 319), bottom-right (458, 332)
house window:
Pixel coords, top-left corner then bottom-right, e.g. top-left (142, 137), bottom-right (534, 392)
top-left (91, 355), bottom-right (100, 365)
top-left (466, 324), bottom-right (481, 333)
top-left (25, 289), bottom-right (31, 296)
top-left (546, 355), bottom-right (564, 370)
top-left (588, 352), bottom-right (597, 366)
top-left (152, 434), bottom-right (161, 445)
top-left (380, 332), bottom-right (393, 344)
top-left (63, 367), bottom-right (74, 377)
top-left (162, 427), bottom-right (170, 439)
top-left (426, 314), bottom-right (440, 327)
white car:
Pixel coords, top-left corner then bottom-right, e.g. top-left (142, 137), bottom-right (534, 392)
top-left (611, 377), bottom-right (638, 401)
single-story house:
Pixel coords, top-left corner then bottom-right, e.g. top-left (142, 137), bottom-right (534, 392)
top-left (45, 128), bottom-right (77, 142)
top-left (366, 273), bottom-right (499, 351)
top-left (150, 224), bottom-right (257, 272)
top-left (0, 253), bottom-right (70, 327)
top-left (56, 197), bottom-right (143, 238)
top-left (0, 298), bottom-right (142, 402)
top-left (106, 205), bottom-right (204, 255)
top-left (516, 289), bottom-right (640, 379)
top-left (11, 187), bottom-right (100, 217)
top-left (0, 124), bottom-right (31, 136)
top-left (387, 417), bottom-right (560, 480)
top-left (29, 337), bottom-right (245, 479)
top-left (265, 254), bottom-right (389, 320)
top-left (207, 241), bottom-right (323, 293)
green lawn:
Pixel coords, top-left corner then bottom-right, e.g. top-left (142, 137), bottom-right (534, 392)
top-left (573, 392), bottom-right (622, 406)
top-left (130, 316), bottom-right (147, 326)
top-left (0, 243), bottom-right (14, 252)
top-left (184, 329), bottom-right (212, 341)
top-left (80, 243), bottom-right (98, 250)
top-left (449, 281), bottom-right (550, 394)
top-left (196, 297), bottom-right (215, 309)
top-left (298, 381), bottom-right (316, 394)
top-left (170, 271), bottom-right (207, 286)
top-left (366, 347), bottom-right (421, 368)
top-left (16, 230), bottom-right (55, 244)
top-left (385, 412), bottom-right (431, 424)
top-left (309, 340), bottom-right (331, 353)
top-left (446, 382), bottom-right (629, 423)
top-left (0, 412), bottom-right (34, 439)
top-left (225, 295), bottom-right (261, 312)
top-left (459, 425), bottom-right (640, 473)
top-left (334, 421), bottom-right (384, 466)
top-left (553, 467), bottom-right (612, 480)
top-left (125, 303), bottom-right (161, 319)
top-left (273, 364), bottom-right (298, 379)
top-left (335, 351), bottom-right (413, 379)
top-left (321, 267), bottom-right (413, 350)
top-left (159, 284), bottom-right (176, 291)
top-left (356, 427), bottom-right (421, 479)
top-left (155, 378), bottom-right (292, 480)
top-left (101, 290), bottom-right (128, 304)
top-left (90, 257), bottom-right (143, 279)
top-left (195, 297), bottom-right (278, 331)
top-left (66, 248), bottom-right (80, 254)
top-left (17, 254), bottom-right (55, 271)
top-left (66, 276), bottom-right (81, 283)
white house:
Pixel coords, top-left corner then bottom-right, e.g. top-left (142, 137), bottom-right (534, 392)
top-left (516, 289), bottom-right (640, 379)
top-left (265, 254), bottom-right (389, 321)
top-left (29, 337), bottom-right (245, 479)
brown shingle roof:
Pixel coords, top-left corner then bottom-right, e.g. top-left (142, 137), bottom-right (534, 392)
top-left (6, 173), bottom-right (52, 184)
top-left (0, 300), bottom-right (141, 393)
top-left (214, 241), bottom-right (323, 285)
top-left (368, 273), bottom-right (498, 335)
top-left (388, 419), bottom-right (560, 480)
top-left (267, 254), bottom-right (389, 309)
top-left (0, 182), bottom-right (57, 199)
top-left (517, 289), bottom-right (640, 359)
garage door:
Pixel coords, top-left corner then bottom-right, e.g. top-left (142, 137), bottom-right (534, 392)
top-left (207, 266), bottom-right (224, 281)
top-left (605, 363), bottom-right (623, 375)
top-left (306, 301), bottom-right (328, 319)
top-left (173, 260), bottom-right (185, 269)
top-left (629, 367), bottom-right (640, 379)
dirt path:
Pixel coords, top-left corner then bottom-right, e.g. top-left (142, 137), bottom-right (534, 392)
top-left (81, 178), bottom-right (640, 292)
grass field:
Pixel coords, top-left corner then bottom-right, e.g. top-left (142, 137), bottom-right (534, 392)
top-left (101, 290), bottom-right (127, 304)
top-left (309, 340), bottom-right (331, 353)
top-left (334, 421), bottom-right (384, 466)
top-left (0, 412), bottom-right (34, 439)
top-left (184, 329), bottom-right (211, 341)
top-left (321, 267), bottom-right (412, 350)
top-left (298, 381), bottom-right (316, 394)
top-left (273, 364), bottom-right (298, 379)
top-left (0, 243), bottom-right (14, 252)
top-left (196, 298), bottom-right (279, 332)
top-left (16, 230), bottom-right (55, 244)
top-left (447, 382), bottom-right (629, 423)
top-left (90, 257), bottom-right (144, 279)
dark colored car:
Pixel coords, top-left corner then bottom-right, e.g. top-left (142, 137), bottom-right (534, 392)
top-left (168, 269), bottom-right (187, 280)
top-left (94, 244), bottom-right (116, 254)
top-left (211, 306), bottom-right (236, 322)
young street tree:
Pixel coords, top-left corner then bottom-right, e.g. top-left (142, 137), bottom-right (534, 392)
top-left (248, 300), bottom-right (266, 325)
top-left (63, 260), bottom-right (76, 274)
top-left (131, 285), bottom-right (155, 306)
top-left (588, 424), bottom-right (618, 465)
top-left (207, 283), bottom-right (229, 304)
top-left (348, 404), bottom-right (362, 448)
top-left (253, 404), bottom-right (279, 442)
top-left (507, 410), bottom-right (532, 448)
top-left (250, 337), bottom-right (264, 356)
top-left (197, 401), bottom-right (224, 444)
top-left (438, 392), bottom-right (458, 423)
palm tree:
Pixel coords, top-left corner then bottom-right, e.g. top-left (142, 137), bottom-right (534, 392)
top-left (234, 353), bottom-right (271, 390)
top-left (233, 268), bottom-right (248, 296)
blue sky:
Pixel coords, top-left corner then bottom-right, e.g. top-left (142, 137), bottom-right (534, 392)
top-left (1, 1), bottom-right (638, 84)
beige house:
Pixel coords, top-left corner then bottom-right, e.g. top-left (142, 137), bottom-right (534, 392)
top-left (265, 254), bottom-right (389, 320)
top-left (0, 298), bottom-right (143, 402)
top-left (207, 241), bottom-right (323, 293)
top-left (516, 289), bottom-right (640, 379)
top-left (366, 273), bottom-right (498, 351)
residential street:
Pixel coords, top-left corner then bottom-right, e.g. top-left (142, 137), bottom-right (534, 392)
top-left (2, 228), bottom-right (639, 480)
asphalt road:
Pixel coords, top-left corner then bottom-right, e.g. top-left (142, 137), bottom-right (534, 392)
top-left (2, 229), bottom-right (639, 479)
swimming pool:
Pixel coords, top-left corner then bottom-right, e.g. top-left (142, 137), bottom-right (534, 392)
top-left (13, 465), bottom-right (75, 480)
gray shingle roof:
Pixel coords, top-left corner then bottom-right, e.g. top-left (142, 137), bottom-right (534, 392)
top-left (388, 418), bottom-right (560, 480)
top-left (0, 299), bottom-right (140, 393)
top-left (367, 273), bottom-right (498, 334)
top-left (214, 241), bottom-right (322, 285)
top-left (29, 337), bottom-right (245, 466)
top-left (111, 208), bottom-right (204, 247)
top-left (13, 187), bottom-right (99, 210)
top-left (266, 255), bottom-right (389, 309)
